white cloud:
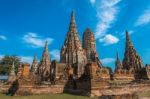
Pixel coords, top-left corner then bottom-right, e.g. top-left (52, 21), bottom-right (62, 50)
top-left (0, 35), bottom-right (7, 40)
top-left (136, 8), bottom-right (150, 26)
top-left (99, 34), bottom-right (119, 46)
top-left (95, 0), bottom-right (121, 39)
top-left (101, 58), bottom-right (115, 64)
top-left (0, 55), bottom-right (4, 60)
top-left (21, 56), bottom-right (33, 64)
top-left (22, 32), bottom-right (54, 48)
top-left (90, 0), bottom-right (96, 5)
top-left (50, 49), bottom-right (60, 61)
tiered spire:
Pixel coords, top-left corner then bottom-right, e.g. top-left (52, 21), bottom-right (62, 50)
top-left (60, 11), bottom-right (87, 77)
top-left (69, 11), bottom-right (76, 30)
top-left (115, 52), bottom-right (122, 70)
top-left (10, 62), bottom-right (16, 76)
top-left (82, 28), bottom-right (102, 67)
top-left (7, 62), bottom-right (16, 83)
top-left (31, 54), bottom-right (38, 74)
top-left (41, 41), bottom-right (50, 62)
top-left (126, 31), bottom-right (133, 49)
top-left (61, 11), bottom-right (85, 63)
top-left (63, 11), bottom-right (82, 51)
top-left (123, 31), bottom-right (143, 72)
top-left (38, 41), bottom-right (51, 80)
top-left (82, 28), bottom-right (95, 59)
top-left (82, 28), bottom-right (96, 54)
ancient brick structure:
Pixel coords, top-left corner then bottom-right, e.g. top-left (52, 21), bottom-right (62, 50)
top-left (113, 69), bottom-right (135, 81)
top-left (22, 63), bottom-right (30, 78)
top-left (82, 28), bottom-right (96, 61)
top-left (38, 41), bottom-right (51, 81)
top-left (113, 53), bottom-right (135, 80)
top-left (115, 53), bottom-right (123, 71)
top-left (113, 31), bottom-right (145, 80)
top-left (6, 11), bottom-right (150, 97)
top-left (7, 62), bottom-right (16, 84)
top-left (31, 54), bottom-right (38, 74)
top-left (55, 12), bottom-right (110, 93)
top-left (123, 31), bottom-right (143, 74)
top-left (82, 28), bottom-right (103, 67)
top-left (50, 60), bottom-right (66, 82)
top-left (17, 64), bottom-right (23, 79)
top-left (145, 64), bottom-right (150, 79)
top-left (84, 62), bottom-right (110, 80)
top-left (60, 12), bottom-right (87, 78)
top-left (16, 63), bottom-right (38, 86)
top-left (82, 28), bottom-right (110, 80)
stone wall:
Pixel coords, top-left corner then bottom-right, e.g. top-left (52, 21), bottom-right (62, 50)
top-left (22, 63), bottom-right (30, 78)
top-left (1, 84), bottom-right (65, 96)
top-left (113, 69), bottom-right (135, 81)
top-left (145, 65), bottom-right (150, 79)
top-left (1, 80), bottom-right (150, 97)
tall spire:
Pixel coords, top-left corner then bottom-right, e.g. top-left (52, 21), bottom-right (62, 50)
top-left (60, 11), bottom-right (87, 77)
top-left (62, 11), bottom-right (82, 52)
top-left (116, 52), bottom-right (119, 62)
top-left (82, 28), bottom-right (103, 66)
top-left (11, 62), bottom-right (15, 75)
top-left (7, 62), bottom-right (16, 83)
top-left (83, 28), bottom-right (96, 53)
top-left (41, 41), bottom-right (50, 62)
top-left (115, 52), bottom-right (122, 70)
top-left (69, 11), bottom-right (76, 30)
top-left (31, 53), bottom-right (38, 74)
top-left (33, 53), bottom-right (38, 62)
top-left (38, 41), bottom-right (51, 81)
top-left (71, 11), bottom-right (75, 23)
top-left (126, 31), bottom-right (133, 48)
top-left (123, 31), bottom-right (143, 72)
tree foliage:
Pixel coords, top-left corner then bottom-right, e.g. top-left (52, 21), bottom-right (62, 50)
top-left (0, 55), bottom-right (21, 75)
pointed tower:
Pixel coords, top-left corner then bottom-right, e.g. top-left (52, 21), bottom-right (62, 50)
top-left (60, 11), bottom-right (87, 78)
top-left (123, 31), bottom-right (143, 72)
top-left (82, 28), bottom-right (102, 67)
top-left (31, 54), bottom-right (38, 74)
top-left (7, 62), bottom-right (16, 83)
top-left (115, 52), bottom-right (123, 71)
top-left (83, 28), bottom-right (96, 60)
top-left (38, 41), bottom-right (51, 80)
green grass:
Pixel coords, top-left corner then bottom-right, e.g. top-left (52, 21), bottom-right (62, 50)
top-left (1, 92), bottom-right (150, 99)
top-left (137, 91), bottom-right (150, 98)
top-left (0, 93), bottom-right (97, 99)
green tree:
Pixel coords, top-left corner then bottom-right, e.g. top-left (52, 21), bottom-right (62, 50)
top-left (0, 55), bottom-right (21, 75)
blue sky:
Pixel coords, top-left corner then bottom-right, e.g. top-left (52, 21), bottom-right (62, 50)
top-left (0, 0), bottom-right (150, 70)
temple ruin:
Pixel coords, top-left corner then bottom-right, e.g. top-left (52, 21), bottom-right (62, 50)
top-left (5, 11), bottom-right (150, 97)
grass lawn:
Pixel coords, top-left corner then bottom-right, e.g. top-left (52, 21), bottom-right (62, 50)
top-left (0, 93), bottom-right (97, 99)
top-left (1, 91), bottom-right (150, 99)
